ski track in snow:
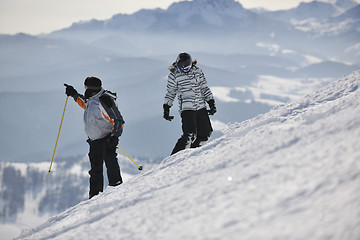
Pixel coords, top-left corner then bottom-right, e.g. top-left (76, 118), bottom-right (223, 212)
top-left (17, 71), bottom-right (360, 239)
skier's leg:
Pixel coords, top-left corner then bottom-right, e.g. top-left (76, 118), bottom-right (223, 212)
top-left (171, 110), bottom-right (197, 155)
top-left (104, 143), bottom-right (122, 187)
top-left (192, 108), bottom-right (213, 148)
top-left (87, 139), bottom-right (104, 199)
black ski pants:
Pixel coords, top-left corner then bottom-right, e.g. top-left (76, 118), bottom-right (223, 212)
top-left (87, 137), bottom-right (122, 199)
top-left (171, 108), bottom-right (213, 155)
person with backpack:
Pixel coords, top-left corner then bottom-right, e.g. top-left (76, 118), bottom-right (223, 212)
top-left (65, 77), bottom-right (125, 199)
top-left (163, 52), bottom-right (217, 155)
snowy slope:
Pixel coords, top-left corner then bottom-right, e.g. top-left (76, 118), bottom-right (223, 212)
top-left (16, 70), bottom-right (360, 240)
top-left (0, 149), bottom-right (157, 239)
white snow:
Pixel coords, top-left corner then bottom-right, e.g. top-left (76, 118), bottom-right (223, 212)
top-left (0, 154), bottom-right (140, 240)
top-left (303, 54), bottom-right (323, 65)
top-left (8, 192), bottom-right (53, 239)
top-left (211, 86), bottom-right (239, 103)
top-left (210, 119), bottom-right (228, 131)
top-left (346, 42), bottom-right (360, 56)
top-left (252, 75), bottom-right (304, 100)
top-left (249, 75), bottom-right (333, 106)
top-left (211, 76), bottom-right (334, 107)
top-left (2, 162), bottom-right (49, 176)
top-left (256, 42), bottom-right (281, 55)
top-left (292, 18), bottom-right (357, 37)
top-left (16, 70), bottom-right (360, 239)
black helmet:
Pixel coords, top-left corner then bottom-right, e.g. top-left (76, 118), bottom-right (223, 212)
top-left (84, 77), bottom-right (102, 90)
top-left (84, 76), bottom-right (102, 99)
top-left (176, 52), bottom-right (192, 72)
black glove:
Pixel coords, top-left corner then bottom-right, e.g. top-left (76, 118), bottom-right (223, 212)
top-left (163, 104), bottom-right (174, 121)
top-left (64, 84), bottom-right (78, 97)
top-left (107, 135), bottom-right (119, 149)
top-left (207, 99), bottom-right (217, 115)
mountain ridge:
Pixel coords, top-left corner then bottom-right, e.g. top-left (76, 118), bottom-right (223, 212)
top-left (46, 0), bottom-right (359, 35)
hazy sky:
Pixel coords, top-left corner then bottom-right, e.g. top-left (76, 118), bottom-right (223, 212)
top-left (0, 0), bottom-right (346, 35)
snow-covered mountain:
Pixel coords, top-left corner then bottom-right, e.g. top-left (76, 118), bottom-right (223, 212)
top-left (268, 1), bottom-right (339, 21)
top-left (267, 0), bottom-right (359, 21)
top-left (334, 0), bottom-right (359, 9)
top-left (1, 0), bottom-right (359, 162)
top-left (1, 1), bottom-right (360, 237)
top-left (53, 0), bottom-right (257, 33)
top-left (15, 70), bottom-right (360, 239)
top-left (275, 0), bottom-right (360, 38)
top-left (0, 154), bottom-right (150, 239)
top-left (0, 157), bottom-right (89, 239)
top-left (51, 0), bottom-right (359, 35)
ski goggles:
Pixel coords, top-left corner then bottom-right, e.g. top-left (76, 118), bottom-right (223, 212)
top-left (84, 85), bottom-right (101, 91)
top-left (179, 64), bottom-right (191, 72)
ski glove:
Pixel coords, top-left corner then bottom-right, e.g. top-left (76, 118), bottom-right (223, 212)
top-left (107, 135), bottom-right (119, 149)
top-left (64, 84), bottom-right (78, 97)
top-left (163, 104), bottom-right (174, 121)
top-left (207, 99), bottom-right (217, 115)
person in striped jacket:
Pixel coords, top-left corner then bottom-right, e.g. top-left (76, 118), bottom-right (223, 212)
top-left (65, 77), bottom-right (125, 199)
top-left (163, 52), bottom-right (217, 155)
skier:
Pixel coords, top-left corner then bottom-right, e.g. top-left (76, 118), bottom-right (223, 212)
top-left (64, 77), bottom-right (125, 199)
top-left (163, 52), bottom-right (217, 155)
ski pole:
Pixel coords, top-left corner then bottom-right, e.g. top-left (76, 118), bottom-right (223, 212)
top-left (48, 96), bottom-right (69, 175)
top-left (116, 146), bottom-right (143, 171)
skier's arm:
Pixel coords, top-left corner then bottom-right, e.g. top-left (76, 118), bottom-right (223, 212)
top-left (198, 70), bottom-right (216, 115)
top-left (64, 84), bottom-right (86, 110)
top-left (164, 73), bottom-right (178, 107)
top-left (199, 70), bottom-right (214, 102)
top-left (74, 93), bottom-right (86, 110)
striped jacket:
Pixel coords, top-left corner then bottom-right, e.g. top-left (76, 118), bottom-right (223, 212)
top-left (164, 63), bottom-right (214, 113)
top-left (73, 89), bottom-right (125, 141)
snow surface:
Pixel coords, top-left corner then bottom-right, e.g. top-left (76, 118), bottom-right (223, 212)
top-left (16, 71), bottom-right (360, 239)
